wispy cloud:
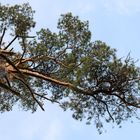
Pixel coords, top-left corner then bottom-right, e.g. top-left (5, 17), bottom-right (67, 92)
top-left (102, 0), bottom-right (140, 15)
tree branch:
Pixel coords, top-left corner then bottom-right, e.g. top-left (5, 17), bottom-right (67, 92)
top-left (0, 27), bottom-right (6, 47)
top-left (4, 75), bottom-right (11, 87)
top-left (4, 35), bottom-right (18, 50)
top-left (18, 35), bottom-right (36, 38)
top-left (13, 75), bottom-right (45, 111)
top-left (8, 63), bottom-right (140, 114)
top-left (92, 95), bottom-right (114, 122)
top-left (0, 53), bottom-right (24, 77)
top-left (0, 49), bottom-right (16, 55)
top-left (0, 81), bottom-right (21, 97)
top-left (16, 55), bottom-right (69, 69)
top-left (110, 93), bottom-right (140, 109)
top-left (34, 92), bottom-right (60, 104)
top-left (16, 38), bottom-right (27, 66)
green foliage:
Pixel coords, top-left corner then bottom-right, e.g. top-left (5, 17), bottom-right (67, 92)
top-left (0, 3), bottom-right (35, 35)
top-left (0, 3), bottom-right (140, 133)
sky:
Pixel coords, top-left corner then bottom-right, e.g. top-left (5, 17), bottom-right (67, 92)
top-left (0, 0), bottom-right (140, 140)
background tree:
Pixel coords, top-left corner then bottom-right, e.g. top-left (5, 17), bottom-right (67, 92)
top-left (0, 3), bottom-right (140, 133)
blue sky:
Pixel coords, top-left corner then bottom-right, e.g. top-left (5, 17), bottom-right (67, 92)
top-left (0, 0), bottom-right (140, 140)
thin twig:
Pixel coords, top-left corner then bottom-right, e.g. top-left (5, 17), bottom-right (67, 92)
top-left (34, 92), bottom-right (60, 104)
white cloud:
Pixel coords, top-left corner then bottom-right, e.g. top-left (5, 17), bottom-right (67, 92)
top-left (102, 0), bottom-right (140, 15)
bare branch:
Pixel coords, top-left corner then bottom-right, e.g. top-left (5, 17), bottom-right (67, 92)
top-left (4, 75), bottom-right (11, 87)
top-left (0, 27), bottom-right (6, 47)
top-left (18, 35), bottom-right (36, 38)
top-left (4, 35), bottom-right (18, 50)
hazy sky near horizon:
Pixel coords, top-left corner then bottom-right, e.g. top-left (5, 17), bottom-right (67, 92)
top-left (0, 0), bottom-right (140, 140)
